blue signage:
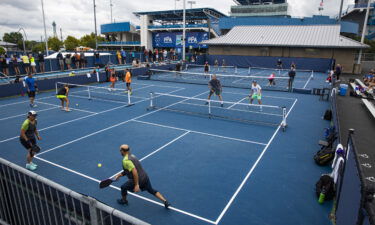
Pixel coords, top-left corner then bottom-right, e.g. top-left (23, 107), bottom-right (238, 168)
top-left (153, 32), bottom-right (209, 48)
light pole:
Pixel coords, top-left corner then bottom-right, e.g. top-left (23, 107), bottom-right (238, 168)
top-left (41, 0), bottom-right (49, 56)
top-left (18, 28), bottom-right (27, 55)
top-left (93, 0), bottom-right (98, 50)
top-left (110, 0), bottom-right (113, 23)
top-left (175, 0), bottom-right (180, 11)
top-left (357, 0), bottom-right (372, 65)
top-left (187, 0), bottom-right (196, 9)
top-left (182, 0), bottom-right (186, 62)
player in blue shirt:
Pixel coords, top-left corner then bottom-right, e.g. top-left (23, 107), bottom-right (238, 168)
top-left (24, 73), bottom-right (38, 107)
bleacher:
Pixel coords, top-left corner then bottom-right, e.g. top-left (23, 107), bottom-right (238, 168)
top-left (349, 78), bottom-right (375, 119)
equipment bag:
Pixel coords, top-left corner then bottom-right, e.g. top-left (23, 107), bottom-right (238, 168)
top-left (323, 110), bottom-right (332, 121)
top-left (315, 174), bottom-right (335, 201)
top-left (314, 147), bottom-right (335, 166)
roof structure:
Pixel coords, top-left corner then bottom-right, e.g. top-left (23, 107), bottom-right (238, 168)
top-left (133, 8), bottom-right (227, 22)
top-left (202, 25), bottom-right (368, 48)
top-left (233, 0), bottom-right (286, 5)
top-left (0, 41), bottom-right (17, 46)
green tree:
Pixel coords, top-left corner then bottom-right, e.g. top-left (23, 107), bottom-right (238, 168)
top-left (3, 32), bottom-right (23, 44)
top-left (0, 47), bottom-right (5, 55)
top-left (32, 43), bottom-right (46, 53)
top-left (80, 33), bottom-right (105, 49)
top-left (64, 36), bottom-right (80, 51)
top-left (48, 37), bottom-right (63, 51)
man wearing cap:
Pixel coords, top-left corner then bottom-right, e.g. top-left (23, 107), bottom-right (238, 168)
top-left (249, 80), bottom-right (262, 111)
top-left (20, 111), bottom-right (41, 171)
top-left (114, 144), bottom-right (170, 208)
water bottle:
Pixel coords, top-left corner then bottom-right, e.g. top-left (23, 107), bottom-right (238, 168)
top-left (318, 187), bottom-right (326, 204)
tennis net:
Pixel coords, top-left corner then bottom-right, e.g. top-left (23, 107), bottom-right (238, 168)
top-left (186, 64), bottom-right (237, 73)
top-left (148, 92), bottom-right (287, 129)
top-left (149, 69), bottom-right (291, 91)
top-left (55, 82), bottom-right (133, 105)
top-left (248, 66), bottom-right (314, 77)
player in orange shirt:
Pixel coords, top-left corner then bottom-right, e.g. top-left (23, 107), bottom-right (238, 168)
top-left (108, 69), bottom-right (116, 91)
top-left (125, 69), bottom-right (132, 94)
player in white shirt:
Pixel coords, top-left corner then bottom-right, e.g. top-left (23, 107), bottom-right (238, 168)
top-left (249, 80), bottom-right (262, 111)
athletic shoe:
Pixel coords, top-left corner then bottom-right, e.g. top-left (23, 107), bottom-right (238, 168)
top-left (26, 164), bottom-right (37, 171)
top-left (65, 108), bottom-right (71, 112)
top-left (221, 104), bottom-right (224, 107)
top-left (205, 102), bottom-right (208, 105)
top-left (33, 104), bottom-right (37, 107)
top-left (30, 162), bottom-right (38, 167)
top-left (164, 200), bottom-right (171, 209)
top-left (117, 199), bottom-right (128, 205)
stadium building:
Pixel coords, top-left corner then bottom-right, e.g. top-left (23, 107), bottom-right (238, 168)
top-left (230, 0), bottom-right (289, 17)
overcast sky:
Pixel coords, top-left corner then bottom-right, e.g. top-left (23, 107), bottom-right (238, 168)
top-left (0, 0), bottom-right (355, 41)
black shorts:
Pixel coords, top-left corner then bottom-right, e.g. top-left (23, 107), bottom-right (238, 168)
top-left (126, 83), bottom-right (131, 88)
top-left (121, 178), bottom-right (157, 196)
top-left (24, 63), bottom-right (30, 68)
top-left (210, 89), bottom-right (221, 95)
top-left (20, 137), bottom-right (36, 150)
top-left (28, 91), bottom-right (36, 98)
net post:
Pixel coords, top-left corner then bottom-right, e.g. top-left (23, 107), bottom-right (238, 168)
top-left (55, 82), bottom-right (58, 94)
top-left (278, 69), bottom-right (281, 76)
top-left (127, 90), bottom-right (131, 106)
top-left (281, 106), bottom-right (287, 131)
top-left (248, 67), bottom-right (251, 75)
top-left (311, 70), bottom-right (314, 80)
top-left (208, 100), bottom-right (211, 115)
top-left (149, 92), bottom-right (154, 109)
top-left (235, 66), bottom-right (238, 74)
top-left (185, 64), bottom-right (188, 71)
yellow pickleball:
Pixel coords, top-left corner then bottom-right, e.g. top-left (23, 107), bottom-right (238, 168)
top-left (98, 163), bottom-right (102, 168)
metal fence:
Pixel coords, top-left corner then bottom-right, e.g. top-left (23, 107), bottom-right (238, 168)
top-left (335, 130), bottom-right (375, 225)
top-left (0, 157), bottom-right (150, 225)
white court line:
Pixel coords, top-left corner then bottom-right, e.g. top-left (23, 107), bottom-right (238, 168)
top-left (34, 156), bottom-right (216, 224)
top-left (36, 90), bottom-right (208, 157)
top-left (0, 87), bottom-right (186, 144)
top-left (214, 98), bottom-right (298, 225)
top-left (223, 91), bottom-right (297, 100)
top-left (35, 100), bottom-right (97, 114)
top-left (0, 95), bottom-right (56, 108)
top-left (227, 97), bottom-right (247, 109)
top-left (0, 106), bottom-right (60, 121)
top-left (133, 120), bottom-right (267, 146)
top-left (302, 74), bottom-right (313, 89)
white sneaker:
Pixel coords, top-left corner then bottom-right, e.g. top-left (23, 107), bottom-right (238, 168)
top-left (65, 108), bottom-right (71, 112)
top-left (26, 164), bottom-right (37, 171)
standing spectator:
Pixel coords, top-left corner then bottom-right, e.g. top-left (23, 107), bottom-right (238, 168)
top-left (65, 53), bottom-right (72, 70)
top-left (57, 51), bottom-right (64, 71)
top-left (155, 49), bottom-right (159, 62)
top-left (19, 110), bottom-right (41, 171)
top-left (38, 52), bottom-right (45, 73)
top-left (29, 54), bottom-right (37, 73)
top-left (276, 59), bottom-right (283, 69)
top-left (12, 55), bottom-right (21, 76)
top-left (131, 51), bottom-right (135, 61)
top-left (163, 49), bottom-right (168, 61)
top-left (148, 49), bottom-right (153, 63)
top-left (121, 49), bottom-right (127, 64)
top-left (144, 48), bottom-right (148, 62)
top-left (25, 73), bottom-right (38, 107)
top-left (335, 64), bottom-right (342, 82)
top-left (0, 56), bottom-right (9, 76)
top-left (71, 53), bottom-right (76, 69)
top-left (94, 51), bottom-right (101, 67)
top-left (288, 68), bottom-right (296, 92)
top-left (22, 54), bottom-right (30, 74)
top-left (116, 50), bottom-right (122, 64)
top-left (80, 52), bottom-right (86, 68)
top-left (74, 52), bottom-right (80, 68)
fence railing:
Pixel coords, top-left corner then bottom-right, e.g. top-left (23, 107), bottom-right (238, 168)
top-left (0, 157), bottom-right (150, 225)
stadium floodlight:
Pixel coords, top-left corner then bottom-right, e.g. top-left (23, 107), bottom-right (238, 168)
top-left (187, 0), bottom-right (196, 9)
top-left (17, 28), bottom-right (27, 55)
top-left (40, 0), bottom-right (49, 56)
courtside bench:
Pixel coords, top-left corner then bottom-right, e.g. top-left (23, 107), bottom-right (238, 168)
top-left (362, 99), bottom-right (375, 119)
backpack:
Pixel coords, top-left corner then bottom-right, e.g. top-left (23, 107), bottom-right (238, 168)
top-left (315, 174), bottom-right (335, 201)
top-left (323, 110), bottom-right (332, 121)
top-left (314, 147), bottom-right (335, 165)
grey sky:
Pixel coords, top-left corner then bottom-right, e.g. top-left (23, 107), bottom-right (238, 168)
top-left (0, 0), bottom-right (355, 41)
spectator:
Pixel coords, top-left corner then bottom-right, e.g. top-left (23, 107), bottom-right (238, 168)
top-left (94, 51), bottom-right (101, 67)
top-left (71, 53), bottom-right (76, 69)
top-left (80, 52), bottom-right (86, 68)
top-left (74, 52), bottom-right (80, 68)
top-left (29, 54), bottom-right (37, 73)
top-left (38, 52), bottom-right (45, 73)
top-left (21, 54), bottom-right (30, 74)
top-left (163, 49), bottom-right (168, 61)
top-left (132, 58), bottom-right (139, 67)
top-left (288, 68), bottom-right (296, 92)
top-left (12, 55), bottom-right (20, 76)
top-left (335, 64), bottom-right (342, 82)
top-left (148, 49), bottom-right (153, 63)
top-left (144, 49), bottom-right (148, 62)
top-left (56, 51), bottom-right (64, 71)
top-left (0, 56), bottom-right (9, 76)
top-left (65, 53), bottom-right (72, 70)
top-left (116, 50), bottom-right (122, 64)
top-left (131, 51), bottom-right (135, 61)
top-left (155, 49), bottom-right (159, 62)
top-left (121, 49), bottom-right (126, 64)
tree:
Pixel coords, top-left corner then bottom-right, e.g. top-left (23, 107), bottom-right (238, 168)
top-left (48, 37), bottom-right (63, 51)
top-left (64, 36), bottom-right (80, 51)
top-left (80, 33), bottom-right (105, 49)
top-left (0, 47), bottom-right (5, 55)
top-left (32, 43), bottom-right (46, 53)
top-left (3, 32), bottom-right (23, 44)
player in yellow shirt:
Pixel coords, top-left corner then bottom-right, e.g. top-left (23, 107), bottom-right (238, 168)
top-left (125, 69), bottom-right (132, 94)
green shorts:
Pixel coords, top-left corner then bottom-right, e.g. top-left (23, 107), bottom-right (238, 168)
top-left (251, 94), bottom-right (262, 100)
top-left (56, 95), bottom-right (67, 99)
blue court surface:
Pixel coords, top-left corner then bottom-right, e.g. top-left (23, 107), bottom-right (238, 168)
top-left (0, 72), bottom-right (333, 225)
